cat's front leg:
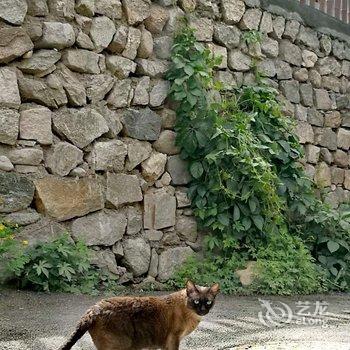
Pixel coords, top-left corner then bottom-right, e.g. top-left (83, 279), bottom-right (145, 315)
top-left (164, 334), bottom-right (180, 350)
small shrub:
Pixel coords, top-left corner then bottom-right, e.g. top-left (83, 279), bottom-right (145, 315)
top-left (252, 231), bottom-right (324, 295)
top-left (168, 253), bottom-right (247, 294)
top-left (3, 232), bottom-right (119, 294)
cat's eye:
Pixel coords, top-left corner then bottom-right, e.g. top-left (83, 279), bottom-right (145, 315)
top-left (207, 301), bottom-right (212, 305)
top-left (194, 300), bottom-right (200, 305)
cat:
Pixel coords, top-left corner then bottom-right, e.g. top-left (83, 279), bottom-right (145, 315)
top-left (59, 280), bottom-right (220, 350)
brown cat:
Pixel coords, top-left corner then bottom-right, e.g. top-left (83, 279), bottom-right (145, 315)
top-left (59, 281), bottom-right (220, 350)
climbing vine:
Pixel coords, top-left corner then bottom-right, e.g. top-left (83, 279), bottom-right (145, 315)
top-left (166, 26), bottom-right (350, 294)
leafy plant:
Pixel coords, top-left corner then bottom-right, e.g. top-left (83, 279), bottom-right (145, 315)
top-left (5, 233), bottom-right (119, 294)
top-left (242, 30), bottom-right (263, 44)
top-left (166, 25), bottom-right (350, 294)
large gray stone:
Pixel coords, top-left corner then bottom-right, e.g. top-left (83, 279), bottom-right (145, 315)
top-left (144, 4), bottom-right (169, 34)
top-left (138, 26), bottom-right (153, 59)
top-left (8, 148), bottom-right (43, 165)
top-left (45, 142), bottom-right (83, 176)
top-left (283, 20), bottom-right (300, 42)
top-left (54, 64), bottom-right (86, 107)
top-left (141, 151), bottom-right (167, 182)
top-left (314, 162), bottom-right (331, 188)
top-left (261, 37), bottom-right (279, 58)
top-left (95, 0), bottom-right (122, 18)
top-left (18, 76), bottom-right (67, 109)
top-left (316, 57), bottom-right (341, 77)
top-left (123, 237), bottom-right (151, 276)
top-left (48, 0), bottom-right (75, 19)
top-left (132, 77), bottom-right (150, 106)
top-left (167, 155), bottom-right (191, 185)
top-left (276, 60), bottom-right (292, 80)
top-left (300, 83), bottom-right (314, 107)
top-left (279, 80), bottom-right (300, 103)
top-left (83, 74), bottom-right (114, 103)
top-left (240, 8), bottom-right (262, 30)
top-left (314, 89), bottom-right (332, 110)
top-left (136, 59), bottom-right (169, 78)
top-left (0, 172), bottom-right (34, 213)
top-left (37, 22), bottom-right (75, 49)
top-left (72, 209), bottom-right (126, 246)
top-left (0, 67), bottom-right (21, 109)
top-left (19, 105), bottom-right (53, 145)
top-left (302, 50), bottom-right (318, 68)
top-left (53, 107), bottom-right (109, 148)
top-left (176, 216), bottom-right (198, 242)
top-left (126, 204), bottom-right (143, 235)
top-left (295, 121), bottom-right (314, 144)
top-left (0, 156), bottom-right (14, 172)
top-left (0, 0), bottom-right (27, 25)
top-left (123, 0), bottom-right (150, 25)
top-left (279, 40), bottom-right (302, 66)
top-left (34, 176), bottom-right (104, 221)
top-left (125, 138), bottom-right (152, 170)
top-left (148, 248), bottom-right (159, 277)
top-left (272, 16), bottom-right (285, 39)
top-left (228, 50), bottom-right (251, 71)
top-left (144, 187), bottom-right (176, 230)
top-left (337, 128), bottom-right (350, 150)
top-left (0, 108), bottom-right (19, 145)
top-left (314, 128), bottom-right (337, 150)
top-left (153, 130), bottom-right (180, 155)
top-left (190, 17), bottom-right (213, 42)
top-left (90, 16), bottom-right (116, 52)
top-left (213, 24), bottom-right (240, 49)
top-left (107, 79), bottom-right (133, 109)
top-left (222, 0), bottom-right (245, 24)
top-left (122, 27), bottom-right (141, 60)
top-left (158, 246), bottom-right (194, 281)
top-left (90, 248), bottom-right (123, 275)
top-left (175, 187), bottom-right (191, 208)
top-left (15, 217), bottom-right (66, 247)
top-left (16, 50), bottom-right (61, 76)
top-left (297, 26), bottom-right (319, 50)
top-left (106, 173), bottom-right (143, 207)
top-left (106, 55), bottom-right (136, 78)
top-left (108, 25), bottom-right (128, 54)
top-left (259, 11), bottom-right (273, 34)
top-left (4, 208), bottom-right (40, 226)
top-left (62, 49), bottom-right (101, 74)
top-left (150, 80), bottom-right (170, 107)
top-left (0, 26), bottom-right (33, 64)
top-left (122, 108), bottom-right (161, 141)
top-left (87, 139), bottom-right (127, 172)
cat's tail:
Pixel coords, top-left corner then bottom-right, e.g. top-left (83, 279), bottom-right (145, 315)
top-left (59, 305), bottom-right (100, 350)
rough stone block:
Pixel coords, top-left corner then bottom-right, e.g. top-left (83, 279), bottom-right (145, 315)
top-left (106, 173), bottom-right (143, 207)
top-left (34, 176), bottom-right (104, 221)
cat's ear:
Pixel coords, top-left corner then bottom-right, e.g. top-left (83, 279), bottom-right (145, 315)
top-left (209, 283), bottom-right (220, 296)
top-left (186, 280), bottom-right (198, 296)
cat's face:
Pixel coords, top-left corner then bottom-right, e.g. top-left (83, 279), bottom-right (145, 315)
top-left (185, 280), bottom-right (220, 316)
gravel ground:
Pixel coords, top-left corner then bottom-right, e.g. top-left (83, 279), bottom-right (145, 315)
top-left (1, 288), bottom-right (349, 349)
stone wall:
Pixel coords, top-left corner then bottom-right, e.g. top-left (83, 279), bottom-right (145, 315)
top-left (0, 0), bottom-right (349, 286)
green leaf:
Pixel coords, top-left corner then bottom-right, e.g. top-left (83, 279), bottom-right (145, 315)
top-left (327, 241), bottom-right (340, 253)
top-left (190, 162), bottom-right (204, 179)
top-left (218, 213), bottom-right (229, 226)
top-left (252, 215), bottom-right (264, 231)
top-left (233, 205), bottom-right (240, 221)
top-left (248, 198), bottom-right (257, 213)
top-left (184, 65), bottom-right (194, 76)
